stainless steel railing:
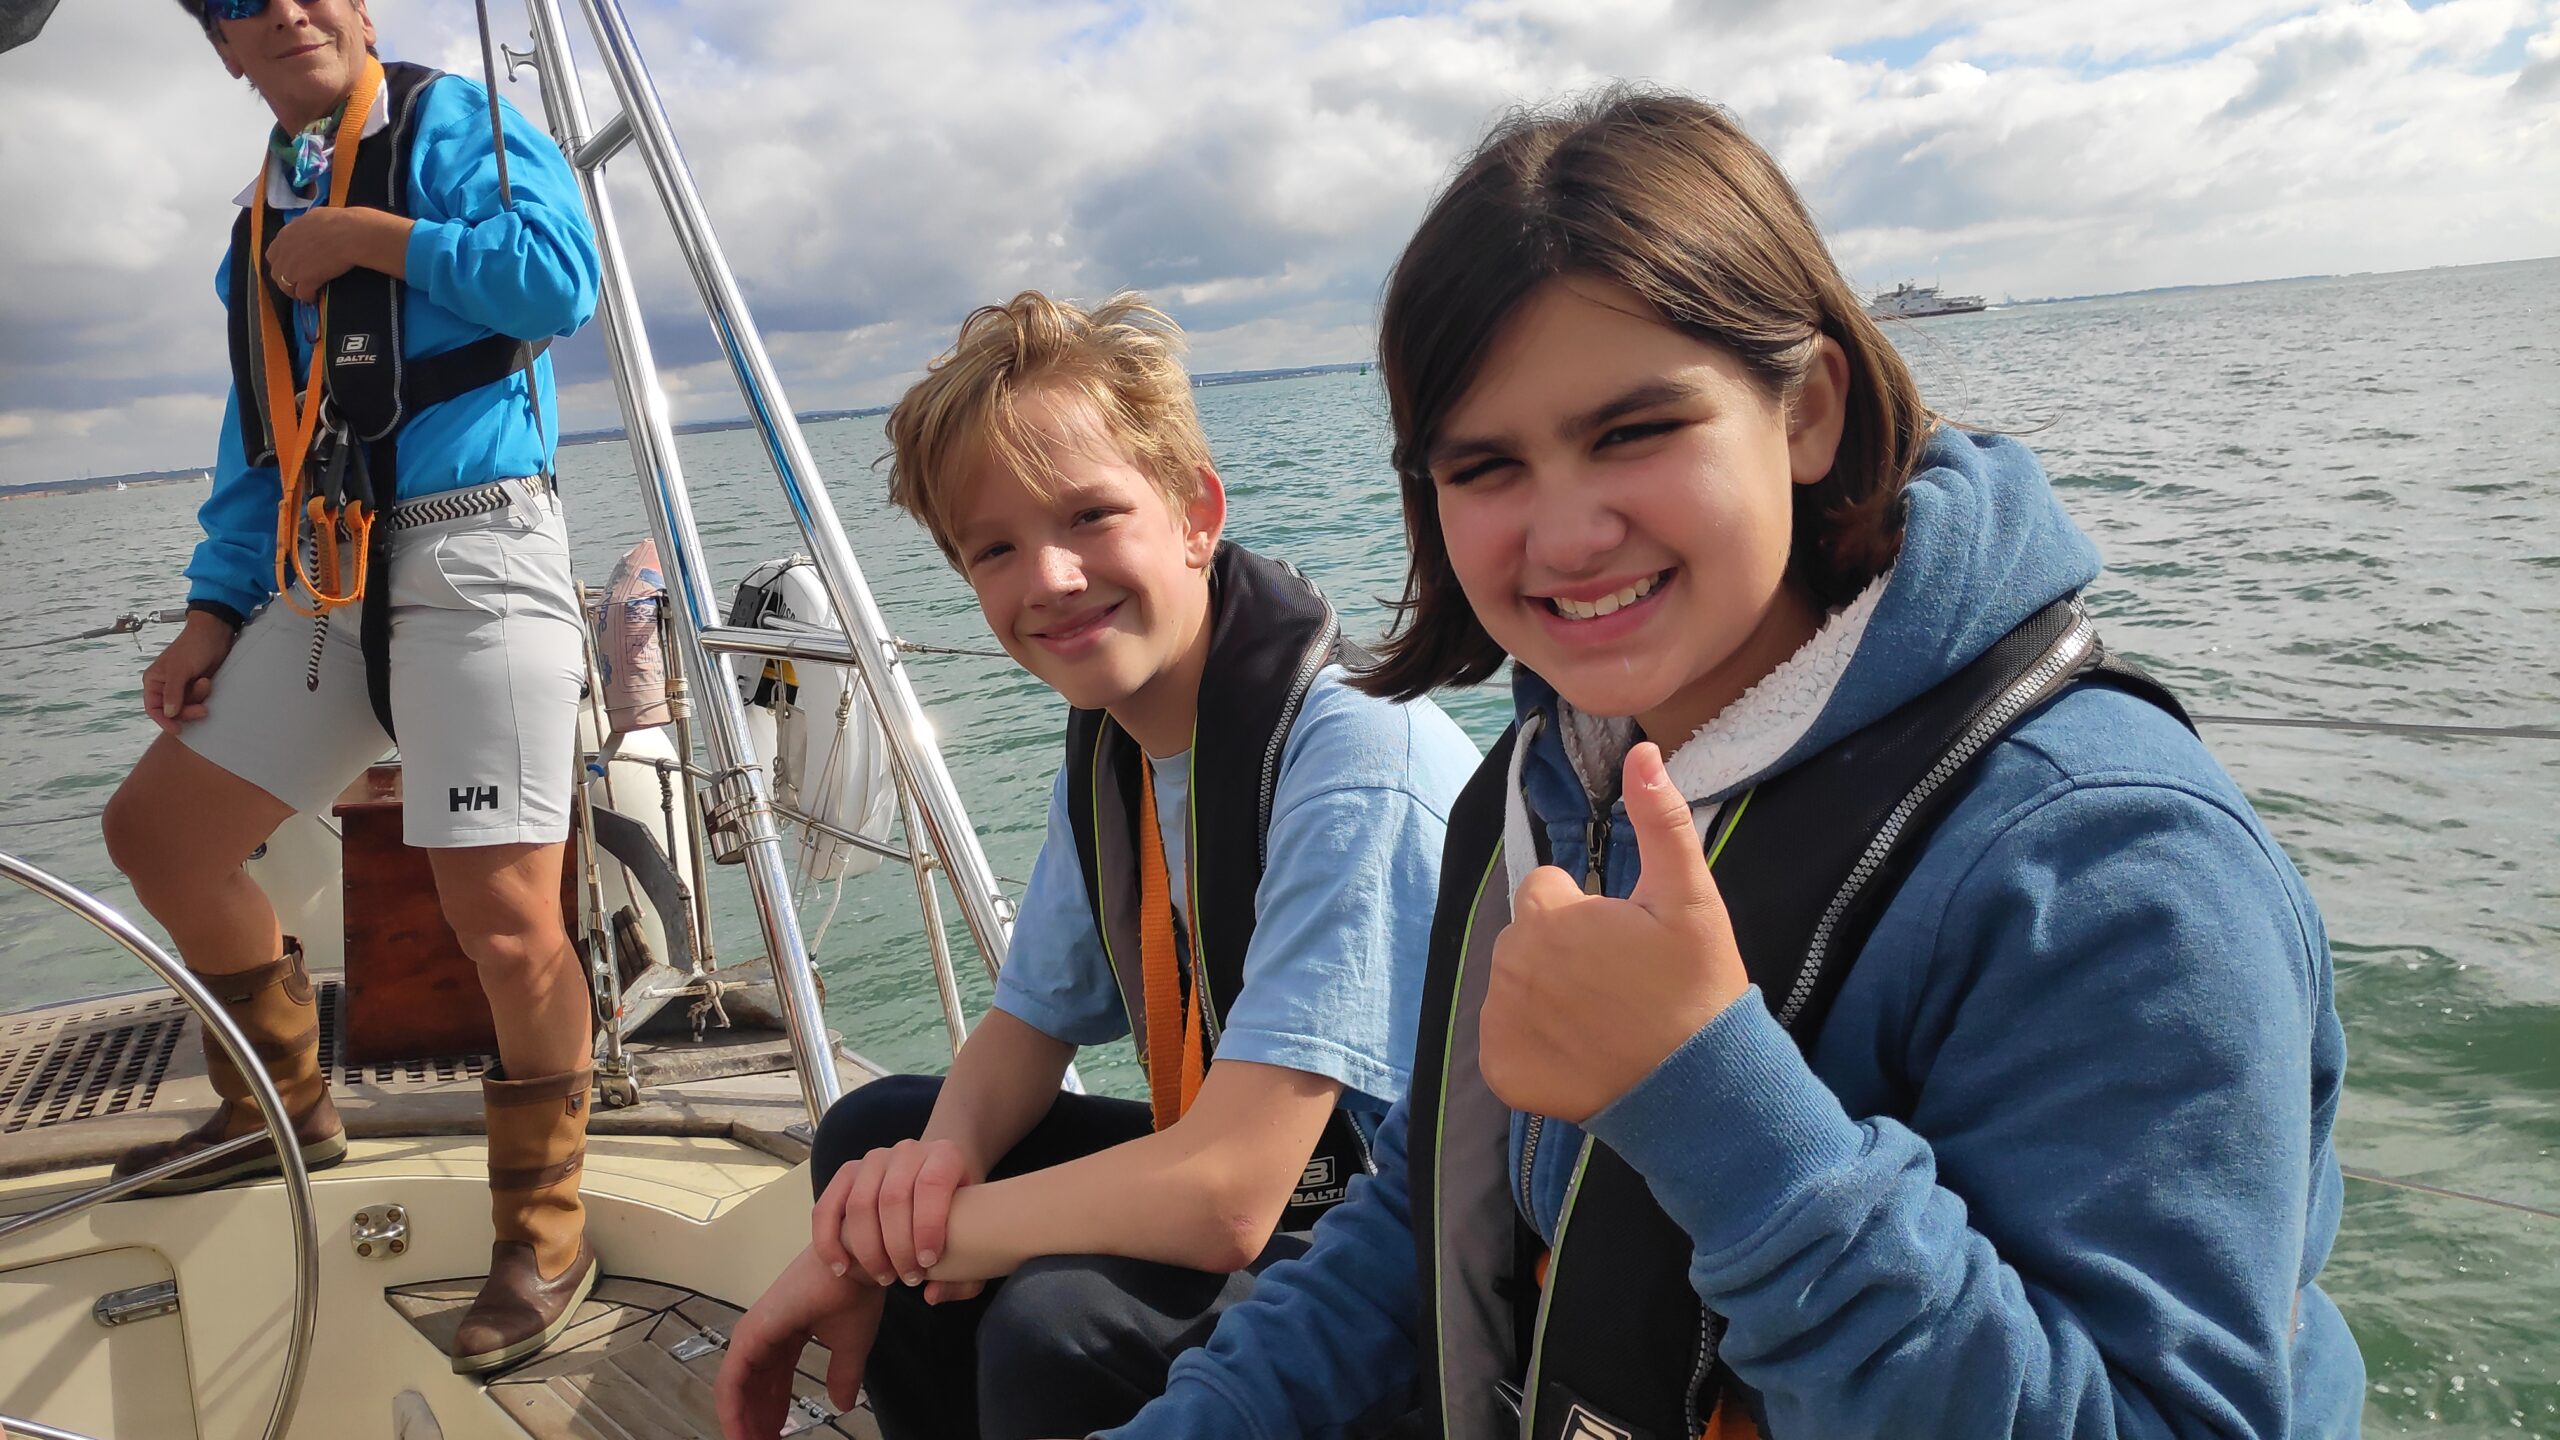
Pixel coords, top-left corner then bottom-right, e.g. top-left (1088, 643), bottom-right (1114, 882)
top-left (507, 0), bottom-right (1022, 1122)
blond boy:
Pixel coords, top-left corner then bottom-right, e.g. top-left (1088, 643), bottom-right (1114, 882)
top-left (716, 294), bottom-right (1476, 1440)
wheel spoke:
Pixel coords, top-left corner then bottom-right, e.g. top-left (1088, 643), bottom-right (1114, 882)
top-left (0, 1132), bottom-right (267, 1244)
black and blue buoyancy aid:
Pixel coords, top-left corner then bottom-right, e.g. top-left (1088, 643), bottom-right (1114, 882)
top-left (1063, 542), bottom-right (1379, 1231)
top-left (1410, 598), bottom-right (2189, 1440)
top-left (223, 60), bottom-right (549, 735)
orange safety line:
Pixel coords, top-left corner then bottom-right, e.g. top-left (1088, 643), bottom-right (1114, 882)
top-left (1700, 1400), bottom-right (1759, 1440)
top-left (250, 56), bottom-right (384, 617)
top-left (1135, 762), bottom-right (1206, 1130)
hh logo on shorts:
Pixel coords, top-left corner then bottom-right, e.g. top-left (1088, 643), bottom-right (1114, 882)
top-left (1561, 1405), bottom-right (1635, 1440)
top-left (335, 332), bottom-right (379, 367)
top-left (449, 785), bottom-right (500, 813)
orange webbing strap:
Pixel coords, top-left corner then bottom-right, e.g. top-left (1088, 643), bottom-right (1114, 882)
top-left (1700, 1400), bottom-right (1760, 1440)
top-left (250, 55), bottom-right (384, 617)
top-left (1136, 762), bottom-right (1207, 1130)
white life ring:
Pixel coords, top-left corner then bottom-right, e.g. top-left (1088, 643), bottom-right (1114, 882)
top-left (727, 557), bottom-right (897, 882)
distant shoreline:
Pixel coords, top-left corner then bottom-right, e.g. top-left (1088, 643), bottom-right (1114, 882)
top-left (0, 361), bottom-right (1378, 499)
top-left (0, 471), bottom-right (207, 502)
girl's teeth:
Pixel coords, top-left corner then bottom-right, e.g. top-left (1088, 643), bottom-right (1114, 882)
top-left (1552, 572), bottom-right (1660, 620)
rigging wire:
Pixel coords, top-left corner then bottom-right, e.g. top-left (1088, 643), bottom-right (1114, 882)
top-left (2340, 1166), bottom-right (2558, 1223)
top-left (2189, 713), bottom-right (2560, 743)
top-left (893, 638), bottom-right (1014, 661)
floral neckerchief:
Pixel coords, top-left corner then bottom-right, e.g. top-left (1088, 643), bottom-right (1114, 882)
top-left (266, 98), bottom-right (349, 199)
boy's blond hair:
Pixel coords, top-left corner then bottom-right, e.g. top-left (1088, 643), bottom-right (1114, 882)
top-left (886, 291), bottom-right (1213, 562)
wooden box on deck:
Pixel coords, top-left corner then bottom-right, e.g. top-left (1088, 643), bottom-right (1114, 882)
top-left (332, 764), bottom-right (573, 1065)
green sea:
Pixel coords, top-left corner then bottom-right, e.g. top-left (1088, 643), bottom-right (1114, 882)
top-left (2, 258), bottom-right (2553, 1435)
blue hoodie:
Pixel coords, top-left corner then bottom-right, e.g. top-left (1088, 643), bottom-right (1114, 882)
top-left (186, 75), bottom-right (600, 621)
top-left (1104, 431), bottom-right (2362, 1438)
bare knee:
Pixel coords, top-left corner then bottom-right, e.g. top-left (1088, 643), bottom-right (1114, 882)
top-left (100, 779), bottom-right (155, 878)
top-left (447, 912), bottom-right (571, 981)
top-left (102, 773), bottom-right (217, 890)
top-left (442, 886), bottom-right (569, 987)
top-left (428, 843), bottom-right (574, 995)
top-left (103, 739), bottom-right (286, 891)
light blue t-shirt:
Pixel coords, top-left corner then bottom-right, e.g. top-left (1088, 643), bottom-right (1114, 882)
top-left (993, 666), bottom-right (1480, 1116)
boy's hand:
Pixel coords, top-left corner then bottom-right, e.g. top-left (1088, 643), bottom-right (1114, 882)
top-left (813, 1137), bottom-right (981, 1293)
top-left (1478, 742), bottom-right (1750, 1123)
top-left (716, 1245), bottom-right (882, 1440)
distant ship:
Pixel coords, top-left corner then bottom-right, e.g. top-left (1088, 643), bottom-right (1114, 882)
top-left (1866, 281), bottom-right (1988, 319)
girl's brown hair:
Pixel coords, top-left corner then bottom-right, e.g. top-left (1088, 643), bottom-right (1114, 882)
top-left (1358, 87), bottom-right (1934, 701)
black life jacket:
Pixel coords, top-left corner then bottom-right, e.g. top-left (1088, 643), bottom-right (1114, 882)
top-left (1063, 542), bottom-right (1379, 1231)
top-left (223, 61), bottom-right (550, 735)
top-left (1410, 598), bottom-right (2189, 1440)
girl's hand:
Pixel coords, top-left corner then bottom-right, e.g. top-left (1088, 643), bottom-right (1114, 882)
top-left (715, 1245), bottom-right (882, 1440)
top-left (1478, 742), bottom-right (1750, 1123)
top-left (812, 1137), bottom-right (981, 1292)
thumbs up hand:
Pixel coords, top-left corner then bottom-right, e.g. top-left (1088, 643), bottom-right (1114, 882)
top-left (1478, 742), bottom-right (1751, 1124)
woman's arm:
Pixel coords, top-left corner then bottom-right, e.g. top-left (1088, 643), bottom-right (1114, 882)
top-left (183, 379), bottom-right (281, 622)
top-left (401, 80), bottom-right (599, 339)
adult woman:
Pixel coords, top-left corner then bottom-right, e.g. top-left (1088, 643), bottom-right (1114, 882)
top-left (105, 0), bottom-right (603, 1375)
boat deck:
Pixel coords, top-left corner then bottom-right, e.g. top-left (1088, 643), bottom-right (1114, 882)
top-left (1, 974), bottom-right (844, 1180)
top-left (393, 1277), bottom-right (881, 1438)
top-left (0, 974), bottom-right (892, 1440)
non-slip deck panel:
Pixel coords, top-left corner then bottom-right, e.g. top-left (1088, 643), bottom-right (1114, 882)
top-left (389, 1276), bottom-right (880, 1439)
top-left (2, 992), bottom-right (187, 1133)
top-left (0, 977), bottom-right (869, 1181)
top-left (1, 981), bottom-right (488, 1137)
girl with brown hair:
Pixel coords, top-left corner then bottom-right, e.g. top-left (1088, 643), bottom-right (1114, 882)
top-left (1098, 87), bottom-right (2362, 1440)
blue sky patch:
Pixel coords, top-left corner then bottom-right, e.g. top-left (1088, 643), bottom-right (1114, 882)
top-left (1835, 21), bottom-right (1971, 70)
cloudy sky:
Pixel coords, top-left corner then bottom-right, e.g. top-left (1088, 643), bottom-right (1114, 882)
top-left (1, 0), bottom-right (2554, 484)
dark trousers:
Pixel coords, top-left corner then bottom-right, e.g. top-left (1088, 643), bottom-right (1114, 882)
top-left (810, 1073), bottom-right (1311, 1440)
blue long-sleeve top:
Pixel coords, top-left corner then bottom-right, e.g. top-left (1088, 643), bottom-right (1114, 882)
top-left (185, 74), bottom-right (599, 619)
top-left (1105, 431), bottom-right (2364, 1438)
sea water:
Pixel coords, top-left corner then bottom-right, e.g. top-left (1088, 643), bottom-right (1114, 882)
top-left (1, 258), bottom-right (2553, 1435)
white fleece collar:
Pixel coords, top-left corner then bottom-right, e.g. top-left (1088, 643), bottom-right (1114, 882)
top-left (1506, 572), bottom-right (1891, 897)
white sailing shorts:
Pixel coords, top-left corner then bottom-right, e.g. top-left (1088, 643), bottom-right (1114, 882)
top-left (182, 479), bottom-right (586, 848)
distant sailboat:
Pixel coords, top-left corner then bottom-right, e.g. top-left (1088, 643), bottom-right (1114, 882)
top-left (114, 481), bottom-right (129, 492)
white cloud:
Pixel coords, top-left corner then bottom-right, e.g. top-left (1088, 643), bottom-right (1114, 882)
top-left (1, 0), bottom-right (2554, 484)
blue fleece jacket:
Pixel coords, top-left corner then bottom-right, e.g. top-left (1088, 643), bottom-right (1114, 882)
top-left (1105, 431), bottom-right (2362, 1439)
top-left (186, 75), bottom-right (599, 620)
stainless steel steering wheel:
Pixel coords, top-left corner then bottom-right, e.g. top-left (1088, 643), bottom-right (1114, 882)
top-left (0, 852), bottom-right (319, 1440)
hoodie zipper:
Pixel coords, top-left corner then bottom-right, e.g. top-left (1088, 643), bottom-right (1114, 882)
top-left (1673, 608), bottom-right (2098, 1429)
top-left (1773, 608), bottom-right (2094, 1029)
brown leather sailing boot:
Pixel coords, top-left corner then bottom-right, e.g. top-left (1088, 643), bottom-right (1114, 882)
top-left (450, 1064), bottom-right (601, 1374)
top-left (111, 939), bottom-right (347, 1194)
